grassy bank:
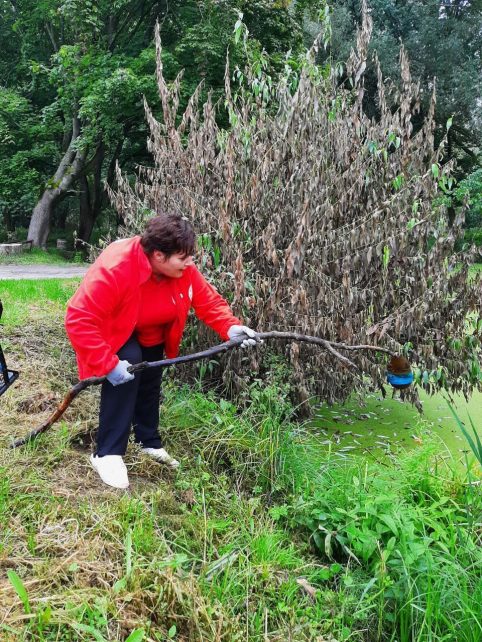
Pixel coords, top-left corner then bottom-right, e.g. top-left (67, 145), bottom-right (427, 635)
top-left (0, 280), bottom-right (481, 641)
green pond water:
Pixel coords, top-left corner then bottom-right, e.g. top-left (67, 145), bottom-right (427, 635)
top-left (310, 389), bottom-right (482, 465)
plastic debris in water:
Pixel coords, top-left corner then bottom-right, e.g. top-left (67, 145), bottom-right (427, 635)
top-left (386, 355), bottom-right (414, 390)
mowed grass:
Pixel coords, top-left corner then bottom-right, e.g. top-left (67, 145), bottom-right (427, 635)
top-left (0, 279), bottom-right (340, 641)
top-left (0, 247), bottom-right (83, 266)
top-left (0, 279), bottom-right (80, 326)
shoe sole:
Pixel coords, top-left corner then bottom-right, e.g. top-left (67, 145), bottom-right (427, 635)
top-left (150, 457), bottom-right (180, 470)
top-left (141, 450), bottom-right (180, 469)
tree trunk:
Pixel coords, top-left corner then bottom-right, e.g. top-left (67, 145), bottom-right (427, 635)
top-left (78, 175), bottom-right (93, 244)
top-left (28, 191), bottom-right (58, 248)
top-left (3, 209), bottom-right (14, 232)
top-left (28, 115), bottom-right (86, 248)
top-left (78, 142), bottom-right (105, 243)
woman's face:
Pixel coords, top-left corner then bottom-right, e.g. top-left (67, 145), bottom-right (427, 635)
top-left (149, 250), bottom-right (194, 279)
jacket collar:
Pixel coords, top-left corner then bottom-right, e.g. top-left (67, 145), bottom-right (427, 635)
top-left (134, 236), bottom-right (153, 285)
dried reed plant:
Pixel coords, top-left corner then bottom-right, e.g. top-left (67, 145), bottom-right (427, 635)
top-left (109, 3), bottom-right (481, 409)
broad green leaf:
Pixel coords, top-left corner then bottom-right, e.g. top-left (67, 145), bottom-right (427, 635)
top-left (113, 577), bottom-right (127, 593)
top-left (378, 514), bottom-right (399, 536)
top-left (7, 570), bottom-right (30, 614)
top-left (382, 245), bottom-right (390, 270)
top-left (359, 576), bottom-right (377, 601)
top-left (38, 603), bottom-right (52, 627)
top-left (125, 629), bottom-right (145, 642)
top-left (72, 623), bottom-right (108, 642)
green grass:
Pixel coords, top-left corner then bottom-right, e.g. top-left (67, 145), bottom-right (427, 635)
top-left (469, 262), bottom-right (482, 277)
top-left (0, 279), bottom-right (80, 326)
top-left (0, 277), bottom-right (481, 641)
top-left (0, 247), bottom-right (85, 266)
top-left (275, 445), bottom-right (482, 642)
top-left (1, 382), bottom-right (480, 642)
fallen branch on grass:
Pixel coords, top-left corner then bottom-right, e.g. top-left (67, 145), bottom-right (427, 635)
top-left (11, 331), bottom-right (396, 448)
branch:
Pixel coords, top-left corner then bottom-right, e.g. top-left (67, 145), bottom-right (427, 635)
top-left (44, 22), bottom-right (59, 53)
top-left (10, 332), bottom-right (396, 448)
top-left (108, 0), bottom-right (159, 52)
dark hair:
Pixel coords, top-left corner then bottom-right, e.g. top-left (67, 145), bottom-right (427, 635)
top-left (140, 214), bottom-right (195, 257)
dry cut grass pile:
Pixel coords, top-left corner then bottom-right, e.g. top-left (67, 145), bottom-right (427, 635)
top-left (0, 289), bottom-right (222, 640)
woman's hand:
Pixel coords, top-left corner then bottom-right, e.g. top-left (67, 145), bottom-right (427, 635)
top-left (227, 325), bottom-right (260, 348)
top-left (106, 360), bottom-right (135, 386)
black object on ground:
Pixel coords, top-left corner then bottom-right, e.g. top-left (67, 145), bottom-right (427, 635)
top-left (0, 299), bottom-right (19, 397)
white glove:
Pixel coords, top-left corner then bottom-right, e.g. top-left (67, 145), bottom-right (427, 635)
top-left (227, 324), bottom-right (259, 348)
top-left (106, 360), bottom-right (135, 386)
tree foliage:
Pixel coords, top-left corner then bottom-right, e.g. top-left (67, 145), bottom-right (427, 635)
top-left (457, 168), bottom-right (482, 229)
top-left (0, 88), bottom-right (56, 234)
top-left (322, 0), bottom-right (482, 174)
top-left (0, 0), bottom-right (305, 246)
top-left (2, 1), bottom-right (480, 246)
top-left (0, 0), bottom-right (167, 245)
top-left (110, 8), bottom-right (481, 407)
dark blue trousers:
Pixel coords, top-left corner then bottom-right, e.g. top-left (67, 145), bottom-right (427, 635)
top-left (96, 336), bottom-right (164, 456)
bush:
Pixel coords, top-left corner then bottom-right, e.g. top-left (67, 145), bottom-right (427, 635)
top-left (456, 168), bottom-right (482, 229)
top-left (463, 227), bottom-right (482, 247)
top-left (111, 12), bottom-right (481, 409)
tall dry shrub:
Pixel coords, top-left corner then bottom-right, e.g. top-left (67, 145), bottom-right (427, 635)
top-left (109, 4), bottom-right (481, 408)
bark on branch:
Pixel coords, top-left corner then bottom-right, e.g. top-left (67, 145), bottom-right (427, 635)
top-left (11, 332), bottom-right (396, 448)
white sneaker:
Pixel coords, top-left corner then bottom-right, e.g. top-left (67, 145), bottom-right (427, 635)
top-left (90, 454), bottom-right (129, 489)
top-left (141, 447), bottom-right (180, 470)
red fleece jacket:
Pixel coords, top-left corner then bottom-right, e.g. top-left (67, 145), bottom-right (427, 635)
top-left (65, 236), bottom-right (241, 380)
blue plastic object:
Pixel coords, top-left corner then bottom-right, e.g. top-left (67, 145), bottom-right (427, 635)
top-left (386, 371), bottom-right (414, 389)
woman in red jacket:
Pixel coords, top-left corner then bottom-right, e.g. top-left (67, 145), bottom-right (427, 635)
top-left (65, 214), bottom-right (258, 489)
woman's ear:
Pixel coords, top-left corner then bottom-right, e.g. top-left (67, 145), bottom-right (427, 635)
top-left (152, 250), bottom-right (166, 263)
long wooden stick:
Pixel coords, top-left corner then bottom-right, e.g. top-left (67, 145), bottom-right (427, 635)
top-left (11, 332), bottom-right (395, 448)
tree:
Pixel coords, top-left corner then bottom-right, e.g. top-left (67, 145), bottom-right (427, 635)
top-left (322, 0), bottom-right (482, 175)
top-left (0, 0), bottom-right (169, 247)
top-left (111, 10), bottom-right (481, 408)
top-left (456, 168), bottom-right (482, 228)
top-left (0, 88), bottom-right (56, 235)
top-left (0, 0), bottom-right (306, 247)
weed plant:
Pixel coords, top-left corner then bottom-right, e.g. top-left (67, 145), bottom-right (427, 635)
top-left (272, 443), bottom-right (482, 641)
top-left (161, 377), bottom-right (325, 495)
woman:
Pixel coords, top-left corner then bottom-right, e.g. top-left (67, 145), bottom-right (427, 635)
top-left (65, 214), bottom-right (258, 489)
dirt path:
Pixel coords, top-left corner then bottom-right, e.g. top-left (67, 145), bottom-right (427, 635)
top-left (0, 264), bottom-right (89, 280)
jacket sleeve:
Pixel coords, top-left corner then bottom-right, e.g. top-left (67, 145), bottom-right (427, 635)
top-left (65, 265), bottom-right (122, 378)
top-left (190, 266), bottom-right (241, 339)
